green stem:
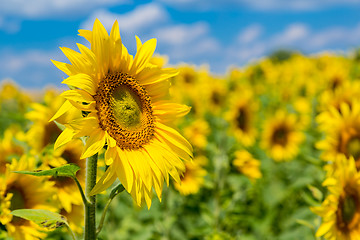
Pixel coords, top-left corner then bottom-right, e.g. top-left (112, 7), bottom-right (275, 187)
top-left (85, 153), bottom-right (98, 240)
top-left (96, 184), bottom-right (125, 237)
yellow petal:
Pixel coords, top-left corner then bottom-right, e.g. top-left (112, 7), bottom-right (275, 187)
top-left (78, 29), bottom-right (92, 43)
top-left (81, 129), bottom-right (106, 159)
top-left (92, 18), bottom-right (110, 77)
top-left (49, 100), bottom-right (73, 122)
top-left (60, 89), bottom-right (95, 103)
top-left (110, 20), bottom-right (120, 42)
top-left (51, 60), bottom-right (72, 76)
top-left (131, 38), bottom-right (157, 75)
top-left (153, 102), bottom-right (191, 122)
top-left (62, 73), bottom-right (97, 95)
top-left (316, 221), bottom-right (333, 237)
top-left (138, 67), bottom-right (178, 85)
top-left (54, 128), bottom-right (76, 150)
top-left (89, 166), bottom-right (117, 196)
top-left (104, 147), bottom-right (117, 165)
top-left (135, 35), bottom-right (142, 51)
top-left (116, 148), bottom-right (134, 192)
top-left (156, 122), bottom-right (193, 157)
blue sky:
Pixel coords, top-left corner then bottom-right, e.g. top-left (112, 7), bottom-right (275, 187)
top-left (1, 0), bottom-right (360, 88)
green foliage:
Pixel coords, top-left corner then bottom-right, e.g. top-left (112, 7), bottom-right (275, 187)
top-left (14, 163), bottom-right (80, 178)
top-left (11, 209), bottom-right (68, 230)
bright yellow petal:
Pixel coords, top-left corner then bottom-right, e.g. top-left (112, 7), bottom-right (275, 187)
top-left (51, 60), bottom-right (72, 76)
top-left (81, 129), bottom-right (106, 159)
top-left (131, 38), bottom-right (157, 75)
top-left (156, 122), bottom-right (193, 157)
top-left (62, 73), bottom-right (97, 95)
top-left (153, 101), bottom-right (191, 122)
top-left (78, 29), bottom-right (92, 42)
top-left (91, 18), bottom-right (110, 77)
top-left (49, 100), bottom-right (73, 122)
top-left (60, 89), bottom-right (95, 103)
top-left (138, 67), bottom-right (178, 85)
top-left (115, 148), bottom-right (135, 192)
top-left (89, 166), bottom-right (117, 195)
top-left (54, 128), bottom-right (76, 150)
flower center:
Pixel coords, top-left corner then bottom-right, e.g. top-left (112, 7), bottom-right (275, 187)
top-left (337, 186), bottom-right (360, 232)
top-left (236, 107), bottom-right (248, 131)
top-left (272, 126), bottom-right (288, 146)
top-left (95, 72), bottom-right (155, 150)
top-left (7, 187), bottom-right (27, 225)
top-left (111, 85), bottom-right (142, 130)
top-left (347, 137), bottom-right (360, 161)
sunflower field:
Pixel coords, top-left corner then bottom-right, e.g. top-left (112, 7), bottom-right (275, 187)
top-left (1, 19), bottom-right (360, 240)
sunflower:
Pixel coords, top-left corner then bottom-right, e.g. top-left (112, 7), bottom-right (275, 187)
top-left (233, 150), bottom-right (262, 181)
top-left (317, 102), bottom-right (360, 170)
top-left (25, 89), bottom-right (81, 153)
top-left (226, 89), bottom-right (258, 147)
top-left (0, 126), bottom-right (24, 174)
top-left (311, 156), bottom-right (360, 240)
top-left (40, 139), bottom-right (85, 213)
top-left (51, 19), bottom-right (192, 208)
top-left (261, 110), bottom-right (304, 162)
top-left (60, 204), bottom-right (84, 234)
top-left (174, 156), bottom-right (207, 195)
top-left (0, 156), bottom-right (57, 240)
top-left (183, 118), bottom-right (210, 150)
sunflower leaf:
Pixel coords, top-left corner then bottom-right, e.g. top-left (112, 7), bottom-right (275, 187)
top-left (11, 209), bottom-right (68, 230)
top-left (14, 164), bottom-right (80, 179)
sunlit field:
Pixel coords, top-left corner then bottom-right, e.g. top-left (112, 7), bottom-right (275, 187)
top-left (2, 33), bottom-right (360, 239)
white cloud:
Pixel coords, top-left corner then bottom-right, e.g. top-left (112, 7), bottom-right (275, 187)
top-left (155, 22), bottom-right (209, 45)
top-left (156, 0), bottom-right (360, 11)
top-left (0, 49), bottom-right (66, 87)
top-left (0, 0), bottom-right (126, 19)
top-left (271, 23), bottom-right (309, 46)
top-left (237, 24), bottom-right (262, 44)
top-left (80, 3), bottom-right (168, 34)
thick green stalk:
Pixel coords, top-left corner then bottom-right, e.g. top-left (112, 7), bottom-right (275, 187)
top-left (85, 153), bottom-right (98, 240)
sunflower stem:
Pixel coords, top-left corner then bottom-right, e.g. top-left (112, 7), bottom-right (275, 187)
top-left (85, 153), bottom-right (98, 240)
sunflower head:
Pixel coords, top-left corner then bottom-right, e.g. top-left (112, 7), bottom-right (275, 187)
top-left (261, 110), bottom-right (304, 161)
top-left (226, 89), bottom-right (258, 147)
top-left (311, 156), bottom-right (360, 239)
top-left (317, 102), bottom-right (360, 169)
top-left (233, 150), bottom-right (262, 181)
top-left (0, 156), bottom-right (57, 239)
top-left (51, 19), bottom-right (193, 208)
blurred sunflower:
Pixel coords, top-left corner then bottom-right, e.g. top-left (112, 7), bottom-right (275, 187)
top-left (51, 19), bottom-right (192, 208)
top-left (0, 156), bottom-right (57, 240)
top-left (206, 77), bottom-right (228, 115)
top-left (174, 156), bottom-right (207, 195)
top-left (226, 89), bottom-right (258, 147)
top-left (0, 126), bottom-right (24, 174)
top-left (233, 150), bottom-right (262, 181)
top-left (311, 156), bottom-right (360, 240)
top-left (41, 139), bottom-right (85, 213)
top-left (317, 102), bottom-right (360, 170)
top-left (60, 204), bottom-right (84, 234)
top-left (261, 110), bottom-right (304, 161)
top-left (183, 118), bottom-right (210, 150)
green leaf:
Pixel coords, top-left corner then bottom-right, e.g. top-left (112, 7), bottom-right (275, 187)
top-left (14, 164), bottom-right (80, 178)
top-left (11, 209), bottom-right (68, 230)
